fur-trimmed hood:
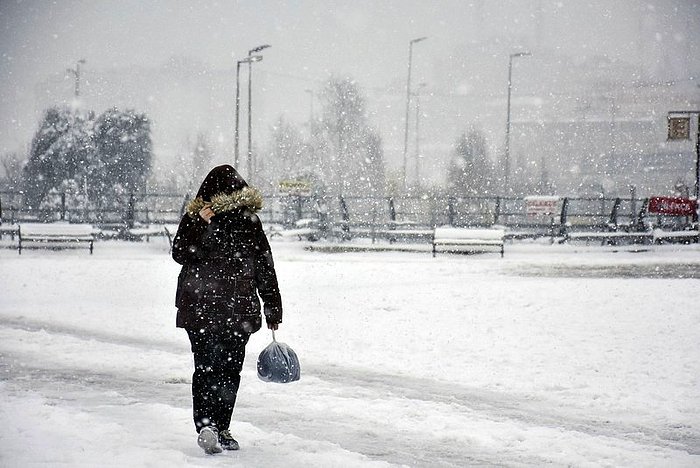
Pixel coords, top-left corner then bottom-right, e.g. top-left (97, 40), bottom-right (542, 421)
top-left (186, 186), bottom-right (264, 218)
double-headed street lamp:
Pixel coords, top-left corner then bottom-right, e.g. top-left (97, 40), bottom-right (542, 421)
top-left (247, 44), bottom-right (271, 178)
top-left (504, 51), bottom-right (531, 194)
top-left (402, 36), bottom-right (428, 192)
top-left (66, 59), bottom-right (86, 98)
top-left (235, 55), bottom-right (262, 168)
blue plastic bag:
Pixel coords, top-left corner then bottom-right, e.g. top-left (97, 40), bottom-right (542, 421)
top-left (257, 332), bottom-right (301, 383)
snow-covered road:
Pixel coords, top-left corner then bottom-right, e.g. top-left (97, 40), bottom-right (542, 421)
top-left (1, 240), bottom-right (699, 467)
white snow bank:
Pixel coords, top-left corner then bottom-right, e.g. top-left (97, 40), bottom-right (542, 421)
top-left (1, 240), bottom-right (699, 466)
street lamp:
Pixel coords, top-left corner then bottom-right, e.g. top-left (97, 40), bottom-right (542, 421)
top-left (667, 110), bottom-right (700, 221)
top-left (414, 82), bottom-right (427, 187)
top-left (66, 59), bottom-right (86, 98)
top-left (402, 36), bottom-right (428, 192)
top-left (247, 44), bottom-right (271, 178)
top-left (504, 51), bottom-right (531, 195)
top-left (235, 55), bottom-right (262, 168)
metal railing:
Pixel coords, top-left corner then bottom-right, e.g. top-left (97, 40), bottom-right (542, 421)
top-left (0, 190), bottom-right (694, 239)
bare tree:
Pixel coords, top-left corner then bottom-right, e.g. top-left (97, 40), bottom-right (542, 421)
top-left (0, 151), bottom-right (25, 192)
top-left (319, 76), bottom-right (385, 197)
top-left (447, 129), bottom-right (494, 197)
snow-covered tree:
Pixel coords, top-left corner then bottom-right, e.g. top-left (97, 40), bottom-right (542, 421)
top-left (93, 107), bottom-right (152, 202)
top-left (23, 106), bottom-right (96, 208)
top-left (22, 106), bottom-right (153, 216)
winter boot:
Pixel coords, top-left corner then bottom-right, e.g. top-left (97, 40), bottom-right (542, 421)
top-left (197, 426), bottom-right (223, 455)
top-left (219, 429), bottom-right (240, 450)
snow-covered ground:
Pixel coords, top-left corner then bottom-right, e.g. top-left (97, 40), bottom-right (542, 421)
top-left (1, 238), bottom-right (699, 467)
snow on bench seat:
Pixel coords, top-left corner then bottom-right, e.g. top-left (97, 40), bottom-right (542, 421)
top-left (0, 224), bottom-right (19, 240)
top-left (129, 224), bottom-right (180, 244)
top-left (564, 231), bottom-right (653, 245)
top-left (652, 228), bottom-right (699, 244)
top-left (381, 228), bottom-right (433, 243)
top-left (432, 227), bottom-right (505, 257)
top-left (18, 222), bottom-right (99, 254)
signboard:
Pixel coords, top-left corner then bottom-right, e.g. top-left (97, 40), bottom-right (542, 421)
top-left (525, 196), bottom-right (560, 216)
top-left (667, 116), bottom-right (691, 140)
top-left (648, 196), bottom-right (697, 216)
top-left (278, 179), bottom-right (312, 196)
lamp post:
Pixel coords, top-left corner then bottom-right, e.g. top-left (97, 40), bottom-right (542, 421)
top-left (667, 110), bottom-right (700, 221)
top-left (402, 36), bottom-right (427, 192)
top-left (66, 59), bottom-right (86, 98)
top-left (504, 51), bottom-right (531, 195)
top-left (247, 44), bottom-right (271, 178)
top-left (414, 82), bottom-right (427, 187)
top-left (234, 55), bottom-right (262, 168)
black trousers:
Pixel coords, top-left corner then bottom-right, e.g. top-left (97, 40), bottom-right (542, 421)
top-left (186, 327), bottom-right (250, 433)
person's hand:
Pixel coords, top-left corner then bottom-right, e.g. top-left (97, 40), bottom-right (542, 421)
top-left (198, 206), bottom-right (215, 224)
top-left (267, 322), bottom-right (279, 331)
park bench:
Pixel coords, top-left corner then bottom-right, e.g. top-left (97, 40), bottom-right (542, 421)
top-left (381, 220), bottom-right (433, 244)
top-left (563, 230), bottom-right (653, 246)
top-left (18, 222), bottom-right (98, 254)
top-left (652, 228), bottom-right (699, 244)
top-left (432, 227), bottom-right (505, 258)
top-left (0, 223), bottom-right (19, 240)
top-left (269, 218), bottom-right (322, 241)
top-left (129, 224), bottom-right (180, 243)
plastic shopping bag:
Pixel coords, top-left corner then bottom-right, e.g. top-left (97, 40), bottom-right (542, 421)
top-left (257, 331), bottom-right (301, 383)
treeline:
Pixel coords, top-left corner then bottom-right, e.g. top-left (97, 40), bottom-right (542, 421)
top-left (262, 76), bottom-right (512, 199)
top-left (0, 74), bottom-right (545, 209)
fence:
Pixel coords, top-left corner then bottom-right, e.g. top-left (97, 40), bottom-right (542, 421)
top-left (0, 190), bottom-right (694, 239)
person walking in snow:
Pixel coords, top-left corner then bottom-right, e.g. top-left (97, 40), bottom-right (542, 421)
top-left (172, 164), bottom-right (282, 454)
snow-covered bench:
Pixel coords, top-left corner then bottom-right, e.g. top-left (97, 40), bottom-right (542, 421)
top-left (269, 219), bottom-right (320, 241)
top-left (129, 224), bottom-right (180, 244)
top-left (18, 222), bottom-right (98, 254)
top-left (652, 228), bottom-right (699, 244)
top-left (432, 227), bottom-right (505, 258)
top-left (564, 231), bottom-right (653, 245)
top-left (381, 221), bottom-right (433, 243)
top-left (382, 228), bottom-right (433, 243)
top-left (0, 223), bottom-right (19, 240)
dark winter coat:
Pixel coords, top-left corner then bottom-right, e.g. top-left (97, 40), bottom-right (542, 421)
top-left (172, 165), bottom-right (282, 333)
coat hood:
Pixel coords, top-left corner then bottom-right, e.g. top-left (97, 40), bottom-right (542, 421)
top-left (186, 186), bottom-right (264, 218)
top-left (196, 165), bottom-right (248, 201)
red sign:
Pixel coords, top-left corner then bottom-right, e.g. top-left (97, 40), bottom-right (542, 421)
top-left (648, 197), bottom-right (697, 216)
top-left (525, 196), bottom-right (560, 216)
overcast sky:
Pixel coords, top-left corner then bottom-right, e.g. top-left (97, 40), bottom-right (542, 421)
top-left (1, 0), bottom-right (699, 160)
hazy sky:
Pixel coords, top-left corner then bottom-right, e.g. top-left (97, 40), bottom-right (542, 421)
top-left (1, 0), bottom-right (699, 161)
top-left (4, 1), bottom-right (697, 81)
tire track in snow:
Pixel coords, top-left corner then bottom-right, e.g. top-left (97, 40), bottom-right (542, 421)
top-left (0, 349), bottom-right (500, 467)
top-left (305, 363), bottom-right (700, 456)
top-left (0, 314), bottom-right (186, 354)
